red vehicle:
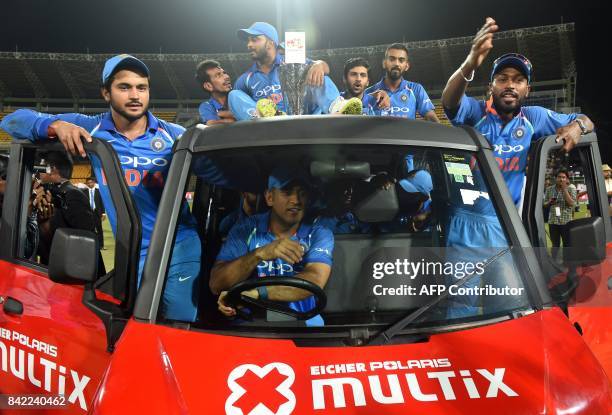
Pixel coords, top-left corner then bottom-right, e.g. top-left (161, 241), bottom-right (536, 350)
top-left (1, 117), bottom-right (610, 414)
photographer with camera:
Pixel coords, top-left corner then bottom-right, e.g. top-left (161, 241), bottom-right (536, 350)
top-left (35, 151), bottom-right (96, 265)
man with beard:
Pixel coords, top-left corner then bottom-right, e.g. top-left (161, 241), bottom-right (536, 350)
top-left (341, 57), bottom-right (390, 116)
top-left (0, 54), bottom-right (201, 322)
top-left (228, 22), bottom-right (362, 119)
top-left (196, 59), bottom-right (236, 126)
top-left (365, 43), bottom-right (439, 122)
top-left (442, 17), bottom-right (594, 209)
top-left (211, 166), bottom-right (334, 326)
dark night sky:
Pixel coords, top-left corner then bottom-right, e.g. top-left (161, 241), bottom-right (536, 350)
top-left (0, 0), bottom-right (609, 159)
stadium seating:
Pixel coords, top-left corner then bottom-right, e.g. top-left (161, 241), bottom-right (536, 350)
top-left (0, 110), bottom-right (14, 149)
top-left (152, 111), bottom-right (177, 123)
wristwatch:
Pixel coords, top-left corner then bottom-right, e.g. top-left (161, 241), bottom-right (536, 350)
top-left (575, 118), bottom-right (588, 135)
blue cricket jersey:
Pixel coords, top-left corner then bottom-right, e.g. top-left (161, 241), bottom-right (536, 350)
top-left (216, 211), bottom-right (334, 323)
top-left (364, 78), bottom-right (435, 118)
top-left (446, 95), bottom-right (582, 207)
top-left (199, 97), bottom-right (224, 124)
top-left (0, 109), bottom-right (198, 256)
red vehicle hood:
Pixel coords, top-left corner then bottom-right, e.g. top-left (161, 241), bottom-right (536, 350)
top-left (92, 308), bottom-right (611, 414)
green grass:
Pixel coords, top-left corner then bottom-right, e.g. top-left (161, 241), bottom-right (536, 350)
top-left (544, 203), bottom-right (590, 249)
top-left (100, 218), bottom-right (115, 271)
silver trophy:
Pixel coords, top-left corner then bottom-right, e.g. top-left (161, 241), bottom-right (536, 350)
top-left (278, 63), bottom-right (312, 115)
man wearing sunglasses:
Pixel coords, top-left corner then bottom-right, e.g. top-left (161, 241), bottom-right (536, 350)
top-left (441, 17), bottom-right (594, 210)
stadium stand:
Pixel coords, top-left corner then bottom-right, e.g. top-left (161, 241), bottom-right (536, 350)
top-left (0, 23), bottom-right (577, 138)
top-left (151, 111), bottom-right (178, 123)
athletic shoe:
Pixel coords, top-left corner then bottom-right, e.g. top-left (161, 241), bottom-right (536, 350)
top-left (329, 97), bottom-right (363, 115)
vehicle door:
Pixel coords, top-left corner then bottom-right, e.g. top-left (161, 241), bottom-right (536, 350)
top-left (522, 132), bottom-right (612, 377)
top-left (0, 139), bottom-right (141, 413)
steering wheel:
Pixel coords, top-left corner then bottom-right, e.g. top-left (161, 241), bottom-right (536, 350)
top-left (224, 277), bottom-right (327, 321)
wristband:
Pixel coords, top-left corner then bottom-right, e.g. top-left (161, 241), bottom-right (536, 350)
top-left (459, 66), bottom-right (475, 82)
top-left (574, 118), bottom-right (588, 135)
top-left (257, 286), bottom-right (268, 300)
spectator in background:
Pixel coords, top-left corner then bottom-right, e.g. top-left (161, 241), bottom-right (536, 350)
top-left (196, 60), bottom-right (236, 126)
top-left (543, 177), bottom-right (552, 221)
top-left (84, 177), bottom-right (106, 250)
top-left (365, 43), bottom-right (439, 122)
top-left (543, 169), bottom-right (577, 262)
top-left (603, 164), bottom-right (612, 216)
top-left (36, 151), bottom-right (96, 264)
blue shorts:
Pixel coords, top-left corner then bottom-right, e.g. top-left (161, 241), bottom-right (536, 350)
top-left (445, 208), bottom-right (508, 319)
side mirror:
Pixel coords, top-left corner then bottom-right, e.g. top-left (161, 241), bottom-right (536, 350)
top-left (565, 217), bottom-right (605, 265)
top-left (49, 228), bottom-right (99, 284)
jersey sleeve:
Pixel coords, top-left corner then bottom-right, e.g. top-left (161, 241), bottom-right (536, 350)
top-left (445, 95), bottom-right (484, 127)
top-left (199, 101), bottom-right (220, 123)
top-left (216, 218), bottom-right (253, 262)
top-left (523, 106), bottom-right (581, 140)
top-left (158, 119), bottom-right (186, 140)
top-left (413, 83), bottom-right (435, 116)
top-left (234, 73), bottom-right (250, 95)
top-left (0, 109), bottom-right (103, 141)
top-left (303, 226), bottom-right (334, 266)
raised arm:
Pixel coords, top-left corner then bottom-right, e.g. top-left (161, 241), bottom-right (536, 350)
top-left (0, 109), bottom-right (101, 157)
top-left (442, 17), bottom-right (499, 112)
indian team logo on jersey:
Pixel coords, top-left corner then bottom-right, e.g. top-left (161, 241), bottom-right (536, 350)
top-left (400, 94), bottom-right (408, 102)
top-left (512, 127), bottom-right (525, 140)
top-left (150, 137), bottom-right (166, 152)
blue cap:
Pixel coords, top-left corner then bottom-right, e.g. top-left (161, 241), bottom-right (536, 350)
top-left (268, 166), bottom-right (310, 190)
top-left (238, 22), bottom-right (279, 46)
top-left (490, 53), bottom-right (532, 83)
top-left (398, 170), bottom-right (433, 196)
top-left (102, 54), bottom-right (150, 84)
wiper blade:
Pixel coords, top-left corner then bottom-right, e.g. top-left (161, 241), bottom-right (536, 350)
top-left (368, 247), bottom-right (512, 346)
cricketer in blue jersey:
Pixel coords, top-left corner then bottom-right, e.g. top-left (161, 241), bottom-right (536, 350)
top-left (0, 54), bottom-right (203, 322)
top-left (441, 17), bottom-right (594, 210)
top-left (227, 21), bottom-right (362, 119)
top-left (340, 57), bottom-right (390, 116)
top-left (211, 166), bottom-right (334, 326)
top-left (440, 18), bottom-right (593, 318)
top-left (364, 43), bottom-right (439, 122)
top-left (195, 59), bottom-right (236, 126)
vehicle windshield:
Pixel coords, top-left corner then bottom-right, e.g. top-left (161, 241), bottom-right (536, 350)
top-left (165, 143), bottom-right (532, 331)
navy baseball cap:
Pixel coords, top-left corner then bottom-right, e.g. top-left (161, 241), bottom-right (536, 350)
top-left (398, 170), bottom-right (433, 196)
top-left (238, 22), bottom-right (279, 46)
top-left (268, 166), bottom-right (310, 190)
top-left (490, 53), bottom-right (532, 83)
top-left (102, 54), bottom-right (150, 84)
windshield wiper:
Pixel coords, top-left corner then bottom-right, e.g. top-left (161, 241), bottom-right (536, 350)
top-left (368, 247), bottom-right (513, 346)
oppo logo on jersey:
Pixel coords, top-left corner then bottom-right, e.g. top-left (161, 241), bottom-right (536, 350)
top-left (254, 84), bottom-right (282, 98)
top-left (493, 144), bottom-right (524, 155)
top-left (119, 156), bottom-right (169, 168)
top-left (386, 107), bottom-right (410, 114)
top-left (257, 261), bottom-right (294, 275)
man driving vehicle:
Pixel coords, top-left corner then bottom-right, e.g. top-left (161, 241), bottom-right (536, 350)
top-left (209, 166), bottom-right (334, 326)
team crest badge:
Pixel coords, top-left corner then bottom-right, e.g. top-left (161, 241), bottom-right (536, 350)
top-left (513, 127), bottom-right (525, 139)
top-left (151, 137), bottom-right (166, 152)
top-left (401, 94), bottom-right (408, 102)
